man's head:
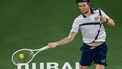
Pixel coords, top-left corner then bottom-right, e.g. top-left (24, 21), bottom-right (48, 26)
top-left (76, 0), bottom-right (91, 14)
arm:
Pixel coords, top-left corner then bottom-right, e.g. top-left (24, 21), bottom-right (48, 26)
top-left (105, 18), bottom-right (115, 27)
top-left (100, 9), bottom-right (115, 27)
top-left (100, 16), bottom-right (115, 27)
top-left (48, 32), bottom-right (77, 48)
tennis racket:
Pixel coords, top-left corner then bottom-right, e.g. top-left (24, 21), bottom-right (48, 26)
top-left (11, 46), bottom-right (49, 65)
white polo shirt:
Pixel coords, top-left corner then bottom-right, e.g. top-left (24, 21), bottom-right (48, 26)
top-left (71, 8), bottom-right (110, 43)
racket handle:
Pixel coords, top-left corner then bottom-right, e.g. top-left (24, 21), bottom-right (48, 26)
top-left (39, 46), bottom-right (49, 52)
top-left (33, 46), bottom-right (49, 57)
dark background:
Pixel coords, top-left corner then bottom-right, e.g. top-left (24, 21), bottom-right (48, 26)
top-left (0, 0), bottom-right (121, 69)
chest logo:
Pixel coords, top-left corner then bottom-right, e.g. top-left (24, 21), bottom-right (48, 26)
top-left (95, 17), bottom-right (99, 20)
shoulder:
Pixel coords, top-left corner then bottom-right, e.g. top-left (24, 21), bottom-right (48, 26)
top-left (92, 8), bottom-right (101, 12)
top-left (71, 14), bottom-right (84, 25)
top-left (74, 14), bottom-right (84, 22)
top-left (92, 8), bottom-right (105, 13)
top-left (92, 8), bottom-right (105, 15)
top-left (92, 7), bottom-right (104, 11)
top-left (92, 8), bottom-right (101, 10)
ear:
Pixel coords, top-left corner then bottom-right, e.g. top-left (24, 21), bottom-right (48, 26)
top-left (88, 3), bottom-right (91, 5)
top-left (88, 3), bottom-right (91, 7)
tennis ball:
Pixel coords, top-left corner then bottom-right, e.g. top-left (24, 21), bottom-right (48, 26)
top-left (19, 53), bottom-right (24, 59)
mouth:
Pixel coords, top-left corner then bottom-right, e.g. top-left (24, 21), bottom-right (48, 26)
top-left (81, 10), bottom-right (88, 14)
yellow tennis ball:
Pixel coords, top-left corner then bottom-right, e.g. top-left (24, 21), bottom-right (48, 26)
top-left (19, 53), bottom-right (24, 59)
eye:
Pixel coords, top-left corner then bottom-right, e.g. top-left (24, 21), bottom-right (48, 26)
top-left (82, 5), bottom-right (86, 7)
top-left (79, 4), bottom-right (86, 8)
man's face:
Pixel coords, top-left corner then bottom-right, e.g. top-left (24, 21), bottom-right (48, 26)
top-left (78, 2), bottom-right (90, 14)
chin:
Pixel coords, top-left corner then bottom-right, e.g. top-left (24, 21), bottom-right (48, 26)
top-left (83, 11), bottom-right (89, 14)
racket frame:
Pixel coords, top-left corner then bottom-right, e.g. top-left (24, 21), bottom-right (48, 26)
top-left (11, 46), bottom-right (49, 65)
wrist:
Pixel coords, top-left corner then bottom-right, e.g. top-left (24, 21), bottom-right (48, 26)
top-left (105, 18), bottom-right (108, 23)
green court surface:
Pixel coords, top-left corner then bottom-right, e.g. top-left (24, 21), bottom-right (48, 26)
top-left (0, 0), bottom-right (122, 69)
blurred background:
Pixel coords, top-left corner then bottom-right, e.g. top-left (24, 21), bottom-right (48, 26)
top-left (0, 0), bottom-right (121, 69)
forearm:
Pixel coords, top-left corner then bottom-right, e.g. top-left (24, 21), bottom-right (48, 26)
top-left (106, 18), bottom-right (115, 27)
top-left (56, 36), bottom-right (74, 46)
top-left (48, 32), bottom-right (77, 48)
top-left (100, 16), bottom-right (115, 27)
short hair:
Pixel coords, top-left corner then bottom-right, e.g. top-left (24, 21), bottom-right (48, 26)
top-left (76, 0), bottom-right (90, 4)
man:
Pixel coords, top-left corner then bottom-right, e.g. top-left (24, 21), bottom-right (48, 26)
top-left (48, 0), bottom-right (115, 69)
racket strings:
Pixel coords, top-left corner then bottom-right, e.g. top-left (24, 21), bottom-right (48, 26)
top-left (12, 50), bottom-right (34, 64)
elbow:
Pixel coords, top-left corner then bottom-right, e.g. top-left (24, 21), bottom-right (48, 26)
top-left (70, 38), bottom-right (74, 42)
top-left (67, 36), bottom-right (74, 42)
top-left (111, 20), bottom-right (115, 27)
top-left (108, 19), bottom-right (115, 27)
top-left (112, 23), bottom-right (115, 27)
top-left (68, 37), bottom-right (74, 42)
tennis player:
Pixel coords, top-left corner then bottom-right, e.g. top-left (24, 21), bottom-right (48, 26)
top-left (48, 0), bottom-right (115, 69)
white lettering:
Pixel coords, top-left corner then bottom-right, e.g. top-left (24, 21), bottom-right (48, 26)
top-left (17, 64), bottom-right (29, 69)
top-left (40, 63), bottom-right (44, 69)
top-left (17, 62), bottom-right (79, 69)
top-left (47, 62), bottom-right (59, 69)
top-left (32, 63), bottom-right (36, 69)
top-left (62, 62), bottom-right (72, 69)
top-left (75, 62), bottom-right (80, 69)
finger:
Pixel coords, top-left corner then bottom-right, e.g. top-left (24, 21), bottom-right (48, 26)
top-left (48, 43), bottom-right (56, 48)
top-left (48, 43), bottom-right (53, 48)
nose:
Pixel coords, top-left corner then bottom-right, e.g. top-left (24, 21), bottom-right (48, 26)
top-left (79, 7), bottom-right (84, 11)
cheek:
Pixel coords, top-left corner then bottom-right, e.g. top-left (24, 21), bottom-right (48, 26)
top-left (79, 7), bottom-right (84, 10)
top-left (83, 7), bottom-right (89, 11)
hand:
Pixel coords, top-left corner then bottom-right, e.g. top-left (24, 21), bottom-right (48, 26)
top-left (100, 16), bottom-right (108, 23)
top-left (48, 42), bottom-right (58, 48)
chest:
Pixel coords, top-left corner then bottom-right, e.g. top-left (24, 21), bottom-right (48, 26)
top-left (79, 14), bottom-right (101, 31)
top-left (83, 14), bottom-right (100, 23)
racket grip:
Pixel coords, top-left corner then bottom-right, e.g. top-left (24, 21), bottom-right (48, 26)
top-left (39, 46), bottom-right (49, 52)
